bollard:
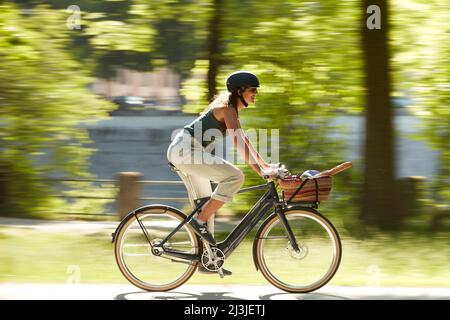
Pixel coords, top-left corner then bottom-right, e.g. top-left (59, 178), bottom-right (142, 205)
top-left (117, 172), bottom-right (143, 220)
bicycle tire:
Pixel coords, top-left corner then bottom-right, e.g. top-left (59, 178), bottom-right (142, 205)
top-left (114, 205), bottom-right (200, 291)
top-left (255, 207), bottom-right (342, 293)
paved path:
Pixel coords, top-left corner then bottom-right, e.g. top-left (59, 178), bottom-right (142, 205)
top-left (2, 218), bottom-right (449, 300)
top-left (1, 283), bottom-right (449, 300)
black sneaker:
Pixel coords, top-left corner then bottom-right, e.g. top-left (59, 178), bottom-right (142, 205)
top-left (189, 218), bottom-right (216, 245)
top-left (197, 265), bottom-right (232, 276)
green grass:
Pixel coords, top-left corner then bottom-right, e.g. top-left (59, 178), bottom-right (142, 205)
top-left (0, 227), bottom-right (449, 287)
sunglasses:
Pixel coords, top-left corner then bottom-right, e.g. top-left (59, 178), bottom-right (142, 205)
top-left (246, 87), bottom-right (259, 93)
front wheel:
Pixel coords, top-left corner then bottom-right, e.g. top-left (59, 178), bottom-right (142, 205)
top-left (255, 208), bottom-right (342, 293)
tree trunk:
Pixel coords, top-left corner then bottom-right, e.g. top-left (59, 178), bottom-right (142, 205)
top-left (206, 0), bottom-right (223, 101)
top-left (360, 0), bottom-right (401, 229)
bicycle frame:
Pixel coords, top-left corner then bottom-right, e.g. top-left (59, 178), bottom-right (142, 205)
top-left (114, 161), bottom-right (349, 292)
top-left (149, 180), bottom-right (301, 262)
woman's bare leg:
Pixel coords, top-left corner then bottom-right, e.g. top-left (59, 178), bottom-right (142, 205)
top-left (196, 198), bottom-right (225, 222)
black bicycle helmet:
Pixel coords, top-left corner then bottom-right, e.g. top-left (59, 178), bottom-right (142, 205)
top-left (226, 71), bottom-right (260, 93)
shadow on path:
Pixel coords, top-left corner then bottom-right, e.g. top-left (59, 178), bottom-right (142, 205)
top-left (114, 290), bottom-right (349, 300)
top-left (115, 291), bottom-right (244, 300)
top-left (259, 292), bottom-right (350, 300)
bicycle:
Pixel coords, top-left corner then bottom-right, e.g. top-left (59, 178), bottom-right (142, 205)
top-left (112, 161), bottom-right (352, 293)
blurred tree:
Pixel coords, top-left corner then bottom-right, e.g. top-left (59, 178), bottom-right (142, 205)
top-left (0, 4), bottom-right (115, 217)
top-left (206, 0), bottom-right (224, 100)
top-left (155, 17), bottom-right (201, 79)
top-left (360, 0), bottom-right (401, 229)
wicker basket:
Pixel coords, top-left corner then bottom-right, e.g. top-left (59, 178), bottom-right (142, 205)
top-left (280, 175), bottom-right (333, 203)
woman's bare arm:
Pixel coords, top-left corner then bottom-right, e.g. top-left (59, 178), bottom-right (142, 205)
top-left (241, 133), bottom-right (271, 169)
top-left (223, 107), bottom-right (263, 175)
top-left (222, 107), bottom-right (277, 175)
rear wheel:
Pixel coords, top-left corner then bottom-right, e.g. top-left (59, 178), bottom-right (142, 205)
top-left (114, 206), bottom-right (200, 291)
top-left (255, 208), bottom-right (341, 293)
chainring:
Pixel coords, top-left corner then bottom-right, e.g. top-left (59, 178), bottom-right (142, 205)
top-left (201, 247), bottom-right (225, 271)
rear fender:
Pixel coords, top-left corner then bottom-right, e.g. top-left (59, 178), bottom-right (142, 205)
top-left (111, 204), bottom-right (187, 243)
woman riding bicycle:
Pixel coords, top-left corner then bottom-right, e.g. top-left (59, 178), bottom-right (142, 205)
top-left (115, 73), bottom-right (346, 288)
top-left (166, 71), bottom-right (279, 272)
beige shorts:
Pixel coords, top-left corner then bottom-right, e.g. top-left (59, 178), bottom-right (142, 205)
top-left (167, 130), bottom-right (244, 204)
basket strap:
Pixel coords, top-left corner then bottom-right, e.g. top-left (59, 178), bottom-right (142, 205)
top-left (287, 178), bottom-right (308, 203)
top-left (314, 178), bottom-right (319, 202)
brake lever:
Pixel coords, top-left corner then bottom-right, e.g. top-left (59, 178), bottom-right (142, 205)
top-left (277, 164), bottom-right (290, 179)
top-left (263, 164), bottom-right (290, 180)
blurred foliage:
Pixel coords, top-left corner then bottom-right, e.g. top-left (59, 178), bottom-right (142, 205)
top-left (180, 59), bottom-right (210, 113)
top-left (391, 0), bottom-right (449, 210)
top-left (180, 0), bottom-right (362, 223)
top-left (10, 0), bottom-right (204, 79)
top-left (0, 0), bottom-right (447, 232)
top-left (0, 3), bottom-right (116, 217)
top-left (32, 0), bottom-right (206, 80)
top-left (180, 0), bottom-right (448, 232)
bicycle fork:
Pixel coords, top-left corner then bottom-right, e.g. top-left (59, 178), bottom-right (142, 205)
top-left (276, 208), bottom-right (302, 254)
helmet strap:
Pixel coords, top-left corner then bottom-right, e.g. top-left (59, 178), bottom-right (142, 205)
top-left (237, 89), bottom-right (248, 108)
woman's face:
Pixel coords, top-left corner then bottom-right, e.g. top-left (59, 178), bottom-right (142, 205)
top-left (240, 87), bottom-right (258, 109)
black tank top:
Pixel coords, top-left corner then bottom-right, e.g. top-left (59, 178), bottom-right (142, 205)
top-left (184, 108), bottom-right (227, 147)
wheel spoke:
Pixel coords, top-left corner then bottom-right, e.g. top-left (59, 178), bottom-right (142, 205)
top-left (260, 236), bottom-right (289, 240)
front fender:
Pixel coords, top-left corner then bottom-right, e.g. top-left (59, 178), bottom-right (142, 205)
top-left (111, 204), bottom-right (186, 243)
